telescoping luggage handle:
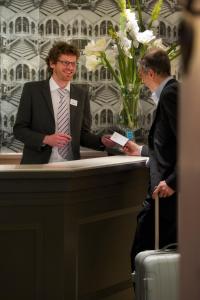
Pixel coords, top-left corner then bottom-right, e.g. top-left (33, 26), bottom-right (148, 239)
top-left (154, 195), bottom-right (178, 251)
top-left (155, 195), bottom-right (159, 250)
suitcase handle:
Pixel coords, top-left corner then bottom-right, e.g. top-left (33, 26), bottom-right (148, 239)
top-left (161, 243), bottom-right (178, 251)
top-left (155, 195), bottom-right (159, 250)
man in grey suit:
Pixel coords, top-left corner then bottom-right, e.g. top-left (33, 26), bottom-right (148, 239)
top-left (14, 41), bottom-right (111, 164)
top-left (123, 49), bottom-right (178, 271)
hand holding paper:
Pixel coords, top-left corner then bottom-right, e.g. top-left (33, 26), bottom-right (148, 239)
top-left (101, 135), bottom-right (117, 148)
top-left (123, 140), bottom-right (141, 156)
top-left (110, 132), bottom-right (129, 147)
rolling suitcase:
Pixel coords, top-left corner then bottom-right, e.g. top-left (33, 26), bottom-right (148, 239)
top-left (134, 195), bottom-right (180, 300)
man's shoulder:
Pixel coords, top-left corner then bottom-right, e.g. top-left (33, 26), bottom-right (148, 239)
top-left (159, 79), bottom-right (178, 111)
top-left (162, 79), bottom-right (179, 96)
top-left (71, 83), bottom-right (89, 94)
top-left (164, 78), bottom-right (179, 90)
top-left (24, 79), bottom-right (49, 89)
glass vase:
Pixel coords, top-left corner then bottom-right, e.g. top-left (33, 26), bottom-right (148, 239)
top-left (118, 85), bottom-right (142, 140)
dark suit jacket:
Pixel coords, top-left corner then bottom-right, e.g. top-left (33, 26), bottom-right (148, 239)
top-left (13, 80), bottom-right (104, 164)
top-left (141, 79), bottom-right (178, 194)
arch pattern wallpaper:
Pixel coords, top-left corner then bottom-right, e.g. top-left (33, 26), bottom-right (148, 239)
top-left (0, 0), bottom-right (181, 152)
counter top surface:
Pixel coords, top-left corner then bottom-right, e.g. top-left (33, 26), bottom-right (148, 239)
top-left (0, 155), bottom-right (148, 173)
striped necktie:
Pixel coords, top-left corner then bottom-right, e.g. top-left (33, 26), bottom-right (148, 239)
top-left (57, 88), bottom-right (72, 159)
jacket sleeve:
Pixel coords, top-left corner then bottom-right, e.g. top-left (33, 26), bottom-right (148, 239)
top-left (141, 144), bottom-right (149, 156)
top-left (13, 83), bottom-right (46, 150)
top-left (80, 87), bottom-right (105, 151)
top-left (159, 83), bottom-right (178, 191)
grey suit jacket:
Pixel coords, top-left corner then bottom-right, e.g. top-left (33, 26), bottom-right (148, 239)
top-left (13, 80), bottom-right (104, 164)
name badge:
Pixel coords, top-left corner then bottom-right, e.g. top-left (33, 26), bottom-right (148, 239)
top-left (70, 98), bottom-right (78, 106)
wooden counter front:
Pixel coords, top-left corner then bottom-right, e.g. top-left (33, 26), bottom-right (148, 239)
top-left (0, 156), bottom-right (149, 300)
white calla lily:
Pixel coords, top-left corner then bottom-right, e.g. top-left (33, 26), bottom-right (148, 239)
top-left (125, 9), bottom-right (139, 36)
top-left (85, 55), bottom-right (100, 72)
top-left (117, 31), bottom-right (132, 57)
top-left (148, 38), bottom-right (166, 50)
top-left (136, 30), bottom-right (155, 44)
top-left (84, 38), bottom-right (107, 57)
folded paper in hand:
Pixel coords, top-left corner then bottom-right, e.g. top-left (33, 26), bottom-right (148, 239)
top-left (110, 132), bottom-right (129, 147)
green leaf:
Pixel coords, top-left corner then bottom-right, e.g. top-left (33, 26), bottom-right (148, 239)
top-left (148, 0), bottom-right (163, 29)
top-left (151, 0), bottom-right (163, 21)
top-left (126, 0), bottom-right (131, 9)
top-left (120, 14), bottom-right (127, 31)
top-left (167, 43), bottom-right (181, 61)
top-left (115, 0), bottom-right (126, 12)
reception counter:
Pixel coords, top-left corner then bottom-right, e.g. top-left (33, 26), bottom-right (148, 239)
top-left (0, 156), bottom-right (149, 300)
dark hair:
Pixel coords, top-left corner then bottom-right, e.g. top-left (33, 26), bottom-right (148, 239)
top-left (45, 41), bottom-right (80, 74)
top-left (139, 48), bottom-right (171, 76)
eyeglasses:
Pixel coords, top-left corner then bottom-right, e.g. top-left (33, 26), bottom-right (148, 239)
top-left (57, 60), bottom-right (78, 67)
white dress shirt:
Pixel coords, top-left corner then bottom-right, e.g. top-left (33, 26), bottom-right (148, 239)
top-left (151, 76), bottom-right (174, 106)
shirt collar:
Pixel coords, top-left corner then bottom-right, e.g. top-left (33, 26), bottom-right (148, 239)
top-left (49, 77), bottom-right (70, 93)
top-left (151, 76), bottom-right (173, 106)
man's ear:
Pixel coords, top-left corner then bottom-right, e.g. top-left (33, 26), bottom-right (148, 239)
top-left (50, 61), bottom-right (55, 69)
top-left (149, 69), bottom-right (155, 78)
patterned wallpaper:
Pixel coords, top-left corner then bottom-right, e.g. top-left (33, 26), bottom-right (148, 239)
top-left (0, 0), bottom-right (181, 153)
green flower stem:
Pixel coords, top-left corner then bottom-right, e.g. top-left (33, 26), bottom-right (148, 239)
top-left (117, 44), bottom-right (128, 87)
top-left (128, 43), bottom-right (135, 84)
top-left (123, 98), bottom-right (132, 128)
top-left (102, 53), bottom-right (122, 86)
top-left (136, 0), bottom-right (145, 31)
top-left (120, 83), bottom-right (141, 129)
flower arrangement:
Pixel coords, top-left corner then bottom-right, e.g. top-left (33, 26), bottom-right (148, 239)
top-left (83, 0), bottom-right (164, 130)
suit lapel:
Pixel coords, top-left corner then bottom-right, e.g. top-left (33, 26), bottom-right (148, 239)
top-left (70, 84), bottom-right (78, 129)
top-left (41, 81), bottom-right (79, 133)
top-left (41, 79), bottom-right (55, 121)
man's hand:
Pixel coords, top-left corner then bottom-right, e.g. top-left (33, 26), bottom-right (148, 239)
top-left (152, 180), bottom-right (175, 199)
top-left (101, 135), bottom-right (117, 148)
top-left (43, 133), bottom-right (72, 148)
top-left (123, 140), bottom-right (141, 156)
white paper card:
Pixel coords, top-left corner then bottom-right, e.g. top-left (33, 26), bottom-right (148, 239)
top-left (110, 132), bottom-right (129, 147)
top-left (70, 98), bottom-right (78, 106)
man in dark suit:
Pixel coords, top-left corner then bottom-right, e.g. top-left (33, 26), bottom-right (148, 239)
top-left (123, 49), bottom-right (178, 271)
top-left (13, 41), bottom-right (111, 164)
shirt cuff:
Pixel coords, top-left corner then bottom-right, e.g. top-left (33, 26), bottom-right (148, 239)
top-left (138, 145), bottom-right (143, 155)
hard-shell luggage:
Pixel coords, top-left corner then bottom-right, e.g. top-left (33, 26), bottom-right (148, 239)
top-left (134, 196), bottom-right (180, 300)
